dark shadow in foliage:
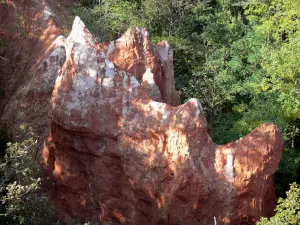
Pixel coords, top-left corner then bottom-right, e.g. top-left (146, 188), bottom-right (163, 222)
top-left (274, 147), bottom-right (300, 199)
top-left (0, 127), bottom-right (9, 159)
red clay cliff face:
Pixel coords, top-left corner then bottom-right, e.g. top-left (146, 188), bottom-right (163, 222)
top-left (0, 0), bottom-right (72, 138)
top-left (0, 3), bottom-right (284, 224)
top-left (39, 18), bottom-right (283, 225)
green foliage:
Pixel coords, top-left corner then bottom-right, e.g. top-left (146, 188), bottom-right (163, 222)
top-left (70, 0), bottom-right (143, 42)
top-left (0, 128), bottom-right (60, 225)
top-left (257, 183), bottom-right (300, 225)
top-left (205, 0), bottom-right (300, 144)
top-left (209, 113), bottom-right (242, 144)
top-left (0, 42), bottom-right (8, 47)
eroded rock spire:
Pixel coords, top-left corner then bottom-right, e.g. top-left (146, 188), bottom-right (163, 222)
top-left (42, 17), bottom-right (284, 225)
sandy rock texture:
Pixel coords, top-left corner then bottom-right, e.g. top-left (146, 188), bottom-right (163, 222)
top-left (0, 1), bottom-right (284, 224)
top-left (40, 17), bottom-right (283, 225)
top-left (0, 0), bottom-right (73, 138)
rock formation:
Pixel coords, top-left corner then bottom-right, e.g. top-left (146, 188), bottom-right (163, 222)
top-left (0, 3), bottom-right (284, 224)
top-left (0, 0), bottom-right (72, 139)
top-left (107, 28), bottom-right (180, 106)
top-left (41, 18), bottom-right (283, 225)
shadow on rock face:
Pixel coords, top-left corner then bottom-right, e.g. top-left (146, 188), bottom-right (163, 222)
top-left (0, 3), bottom-right (285, 223)
top-left (39, 17), bottom-right (284, 225)
top-left (0, 0), bottom-right (71, 139)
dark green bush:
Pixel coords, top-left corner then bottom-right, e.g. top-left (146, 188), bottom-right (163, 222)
top-left (0, 128), bottom-right (61, 225)
top-left (274, 148), bottom-right (300, 199)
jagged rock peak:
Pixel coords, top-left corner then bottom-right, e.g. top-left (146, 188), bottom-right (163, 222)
top-left (41, 17), bottom-right (284, 225)
top-left (0, 6), bottom-right (285, 223)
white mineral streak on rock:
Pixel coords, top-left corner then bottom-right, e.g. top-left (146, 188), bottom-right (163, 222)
top-left (142, 68), bottom-right (155, 84)
top-left (102, 77), bottom-right (114, 88)
top-left (167, 128), bottom-right (189, 165)
top-left (65, 16), bottom-right (95, 60)
top-left (75, 75), bottom-right (95, 92)
top-left (149, 101), bottom-right (165, 112)
top-left (156, 40), bottom-right (180, 105)
top-left (142, 68), bottom-right (162, 102)
top-left (53, 35), bottom-right (66, 47)
top-left (162, 110), bottom-right (171, 121)
top-left (107, 41), bottom-right (115, 56)
top-left (43, 5), bottom-right (57, 20)
top-left (122, 73), bottom-right (128, 88)
top-left (130, 75), bottom-right (140, 88)
top-left (224, 149), bottom-right (235, 183)
top-left (156, 41), bottom-right (171, 61)
top-left (105, 59), bottom-right (116, 78)
top-left (102, 58), bottom-right (116, 87)
top-left (42, 46), bottom-right (66, 88)
top-left (121, 94), bottom-right (129, 127)
top-left (67, 16), bottom-right (87, 46)
top-left (31, 35), bottom-right (66, 73)
top-left (120, 74), bottom-right (140, 127)
top-left (188, 98), bottom-right (204, 117)
top-left (140, 28), bottom-right (149, 38)
top-left (121, 72), bottom-right (140, 90)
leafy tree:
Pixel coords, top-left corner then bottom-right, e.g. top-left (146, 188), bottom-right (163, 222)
top-left (70, 0), bottom-right (143, 42)
top-left (227, 0), bottom-right (300, 141)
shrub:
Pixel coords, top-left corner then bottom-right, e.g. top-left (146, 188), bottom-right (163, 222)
top-left (274, 148), bottom-right (300, 199)
top-left (0, 128), bottom-right (61, 225)
top-left (257, 183), bottom-right (300, 225)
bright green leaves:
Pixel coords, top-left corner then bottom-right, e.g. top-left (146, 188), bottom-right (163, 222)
top-left (214, 0), bottom-right (300, 142)
top-left (246, 0), bottom-right (300, 43)
top-left (258, 183), bottom-right (300, 225)
top-left (98, 0), bottom-right (143, 38)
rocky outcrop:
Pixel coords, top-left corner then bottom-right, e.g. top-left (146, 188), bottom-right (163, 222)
top-left (0, 0), bottom-right (72, 139)
top-left (0, 1), bottom-right (284, 223)
top-left (38, 17), bottom-right (283, 225)
top-left (107, 28), bottom-right (180, 106)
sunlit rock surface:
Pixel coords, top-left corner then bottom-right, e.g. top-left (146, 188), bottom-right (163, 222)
top-left (39, 17), bottom-right (283, 225)
top-left (0, 3), bottom-right (284, 223)
top-left (107, 27), bottom-right (180, 106)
